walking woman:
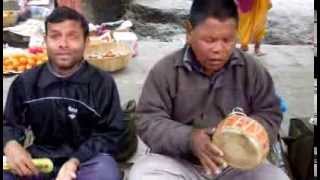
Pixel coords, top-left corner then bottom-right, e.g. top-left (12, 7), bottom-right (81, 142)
top-left (237, 0), bottom-right (272, 56)
top-left (55, 0), bottom-right (82, 14)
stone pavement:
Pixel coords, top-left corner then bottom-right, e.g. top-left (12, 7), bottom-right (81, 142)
top-left (3, 42), bottom-right (314, 134)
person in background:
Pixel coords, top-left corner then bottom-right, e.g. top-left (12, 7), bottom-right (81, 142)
top-left (236, 0), bottom-right (272, 56)
top-left (17, 0), bottom-right (52, 21)
top-left (3, 7), bottom-right (125, 180)
top-left (55, 0), bottom-right (82, 14)
top-left (128, 0), bottom-right (289, 179)
top-left (17, 0), bottom-right (31, 21)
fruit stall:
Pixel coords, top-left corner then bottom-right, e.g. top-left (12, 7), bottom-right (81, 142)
top-left (3, 0), bottom-right (138, 76)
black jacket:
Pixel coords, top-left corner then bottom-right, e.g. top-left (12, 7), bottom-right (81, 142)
top-left (3, 61), bottom-right (127, 165)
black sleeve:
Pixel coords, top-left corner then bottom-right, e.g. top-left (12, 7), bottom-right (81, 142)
top-left (71, 77), bottom-right (127, 162)
top-left (3, 76), bottom-right (28, 150)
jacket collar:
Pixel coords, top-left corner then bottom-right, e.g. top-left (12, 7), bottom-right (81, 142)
top-left (37, 61), bottom-right (91, 88)
top-left (175, 45), bottom-right (245, 71)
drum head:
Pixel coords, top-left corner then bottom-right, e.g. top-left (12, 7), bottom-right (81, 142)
top-left (213, 129), bottom-right (262, 170)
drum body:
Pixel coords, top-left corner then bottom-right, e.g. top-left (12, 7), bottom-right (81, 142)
top-left (212, 113), bottom-right (270, 170)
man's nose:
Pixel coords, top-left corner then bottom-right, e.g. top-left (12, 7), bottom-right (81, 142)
top-left (211, 41), bottom-right (224, 53)
top-left (58, 37), bottom-right (68, 48)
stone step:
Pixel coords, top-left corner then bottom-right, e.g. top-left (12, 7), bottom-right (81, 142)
top-left (127, 0), bottom-right (192, 24)
top-left (125, 0), bottom-right (314, 45)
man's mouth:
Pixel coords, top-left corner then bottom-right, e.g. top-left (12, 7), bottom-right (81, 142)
top-left (208, 59), bottom-right (223, 65)
top-left (56, 52), bottom-right (71, 56)
top-left (57, 54), bottom-right (70, 56)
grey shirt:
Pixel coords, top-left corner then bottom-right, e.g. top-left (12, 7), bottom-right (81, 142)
top-left (136, 46), bottom-right (282, 161)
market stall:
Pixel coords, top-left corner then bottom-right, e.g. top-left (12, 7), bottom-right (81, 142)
top-left (3, 0), bottom-right (138, 76)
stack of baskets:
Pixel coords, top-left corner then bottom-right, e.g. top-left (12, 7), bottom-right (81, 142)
top-left (84, 39), bottom-right (133, 72)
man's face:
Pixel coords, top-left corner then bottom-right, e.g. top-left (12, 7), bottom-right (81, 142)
top-left (187, 17), bottom-right (237, 76)
top-left (45, 20), bottom-right (88, 70)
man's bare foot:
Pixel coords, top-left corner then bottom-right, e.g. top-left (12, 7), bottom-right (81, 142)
top-left (254, 48), bottom-right (266, 56)
top-left (254, 43), bottom-right (266, 56)
top-left (240, 45), bottom-right (249, 52)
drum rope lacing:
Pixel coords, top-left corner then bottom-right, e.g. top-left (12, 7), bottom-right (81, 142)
top-left (229, 107), bottom-right (263, 135)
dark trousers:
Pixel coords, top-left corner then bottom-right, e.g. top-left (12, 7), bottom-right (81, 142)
top-left (3, 154), bottom-right (121, 180)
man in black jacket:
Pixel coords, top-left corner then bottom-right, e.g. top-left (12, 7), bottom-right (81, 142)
top-left (3, 7), bottom-right (125, 180)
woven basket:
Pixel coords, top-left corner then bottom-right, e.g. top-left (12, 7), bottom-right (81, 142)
top-left (3, 10), bottom-right (18, 27)
top-left (85, 41), bottom-right (132, 72)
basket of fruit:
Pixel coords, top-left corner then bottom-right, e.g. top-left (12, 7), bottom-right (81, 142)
top-left (3, 47), bottom-right (48, 74)
top-left (3, 10), bottom-right (19, 27)
top-left (84, 39), bottom-right (132, 72)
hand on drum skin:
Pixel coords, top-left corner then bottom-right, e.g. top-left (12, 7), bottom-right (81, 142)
top-left (56, 158), bottom-right (80, 180)
top-left (191, 128), bottom-right (227, 176)
top-left (4, 140), bottom-right (39, 177)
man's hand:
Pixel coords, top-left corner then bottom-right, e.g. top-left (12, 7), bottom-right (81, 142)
top-left (56, 158), bottom-right (80, 180)
top-left (191, 128), bottom-right (227, 176)
top-left (4, 140), bottom-right (39, 177)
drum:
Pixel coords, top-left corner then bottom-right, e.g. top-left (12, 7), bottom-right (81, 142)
top-left (212, 108), bottom-right (270, 170)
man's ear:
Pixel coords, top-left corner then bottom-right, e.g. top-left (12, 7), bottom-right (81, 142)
top-left (43, 35), bottom-right (47, 44)
top-left (184, 20), bottom-right (193, 45)
top-left (184, 20), bottom-right (193, 33)
top-left (85, 36), bottom-right (90, 48)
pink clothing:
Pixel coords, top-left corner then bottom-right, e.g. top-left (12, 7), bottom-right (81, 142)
top-left (57, 0), bottom-right (82, 14)
top-left (236, 0), bottom-right (255, 13)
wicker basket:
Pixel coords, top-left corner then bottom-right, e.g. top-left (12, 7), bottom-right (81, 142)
top-left (84, 41), bottom-right (132, 72)
top-left (3, 10), bottom-right (18, 27)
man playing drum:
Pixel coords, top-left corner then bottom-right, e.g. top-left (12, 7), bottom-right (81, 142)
top-left (128, 0), bottom-right (290, 179)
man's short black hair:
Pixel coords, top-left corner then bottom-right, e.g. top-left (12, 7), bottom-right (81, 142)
top-left (189, 0), bottom-right (239, 27)
top-left (45, 6), bottom-right (89, 37)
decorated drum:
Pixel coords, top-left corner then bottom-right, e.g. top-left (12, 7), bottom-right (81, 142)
top-left (212, 108), bottom-right (270, 170)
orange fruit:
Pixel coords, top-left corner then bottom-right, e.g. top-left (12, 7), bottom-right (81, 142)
top-left (12, 58), bottom-right (20, 68)
top-left (3, 65), bottom-right (8, 71)
top-left (17, 65), bottom-right (26, 72)
top-left (3, 56), bottom-right (9, 61)
top-left (26, 64), bottom-right (33, 70)
top-left (19, 56), bottom-right (28, 65)
top-left (6, 65), bottom-right (14, 71)
top-left (13, 54), bottom-right (21, 59)
top-left (3, 59), bottom-right (11, 66)
top-left (27, 57), bottom-right (36, 66)
top-left (36, 60), bottom-right (43, 66)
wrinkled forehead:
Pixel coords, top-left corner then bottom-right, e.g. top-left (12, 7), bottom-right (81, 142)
top-left (46, 20), bottom-right (84, 34)
top-left (191, 17), bottom-right (238, 36)
top-left (196, 16), bottom-right (238, 29)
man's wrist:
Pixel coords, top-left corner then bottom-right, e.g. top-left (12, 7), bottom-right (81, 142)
top-left (4, 140), bottom-right (20, 153)
top-left (69, 157), bottom-right (80, 167)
